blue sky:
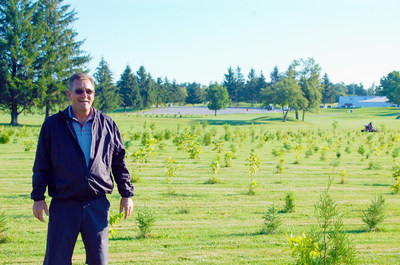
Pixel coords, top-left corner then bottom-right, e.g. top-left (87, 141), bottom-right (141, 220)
top-left (66, 0), bottom-right (400, 88)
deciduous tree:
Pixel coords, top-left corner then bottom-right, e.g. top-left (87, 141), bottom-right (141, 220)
top-left (206, 83), bottom-right (230, 116)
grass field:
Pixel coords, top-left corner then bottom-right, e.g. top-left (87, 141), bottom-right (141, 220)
top-left (0, 107), bottom-right (399, 264)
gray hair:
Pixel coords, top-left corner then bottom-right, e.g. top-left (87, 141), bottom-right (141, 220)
top-left (68, 73), bottom-right (95, 91)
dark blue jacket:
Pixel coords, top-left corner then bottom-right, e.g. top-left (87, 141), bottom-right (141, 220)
top-left (31, 107), bottom-right (134, 201)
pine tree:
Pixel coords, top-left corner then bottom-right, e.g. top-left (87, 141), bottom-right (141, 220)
top-left (244, 68), bottom-right (259, 107)
top-left (93, 57), bottom-right (119, 113)
top-left (223, 66), bottom-right (236, 104)
top-left (34, 0), bottom-right (90, 119)
top-left (136, 66), bottom-right (156, 109)
top-left (0, 0), bottom-right (42, 125)
top-left (117, 65), bottom-right (141, 111)
top-left (185, 82), bottom-right (204, 105)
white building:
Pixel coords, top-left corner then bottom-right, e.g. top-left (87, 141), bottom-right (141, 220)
top-left (338, 96), bottom-right (395, 108)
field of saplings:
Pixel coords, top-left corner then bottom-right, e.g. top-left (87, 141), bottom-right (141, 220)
top-left (0, 107), bottom-right (399, 264)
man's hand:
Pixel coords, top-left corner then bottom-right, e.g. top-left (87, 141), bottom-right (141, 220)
top-left (119, 197), bottom-right (133, 219)
top-left (33, 200), bottom-right (49, 222)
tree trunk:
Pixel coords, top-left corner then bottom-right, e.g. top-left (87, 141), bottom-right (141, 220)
top-left (282, 107), bottom-right (287, 122)
top-left (214, 110), bottom-right (217, 116)
top-left (295, 110), bottom-right (299, 120)
top-left (302, 110), bottom-right (306, 121)
top-left (10, 102), bottom-right (19, 126)
top-left (45, 101), bottom-right (51, 119)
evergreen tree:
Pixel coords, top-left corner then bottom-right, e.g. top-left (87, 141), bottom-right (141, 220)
top-left (244, 68), bottom-right (259, 107)
top-left (34, 0), bottom-right (90, 119)
top-left (206, 83), bottom-right (230, 116)
top-left (154, 77), bottom-right (164, 108)
top-left (136, 65), bottom-right (156, 109)
top-left (270, 66), bottom-right (281, 84)
top-left (117, 65), bottom-right (141, 111)
top-left (0, 0), bottom-right (42, 125)
top-left (322, 73), bottom-right (336, 105)
top-left (93, 57), bottom-right (119, 113)
top-left (223, 66), bottom-right (236, 104)
top-left (169, 80), bottom-right (187, 106)
top-left (185, 82), bottom-right (204, 105)
top-left (235, 66), bottom-right (245, 105)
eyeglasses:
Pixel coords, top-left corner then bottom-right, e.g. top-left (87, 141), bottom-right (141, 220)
top-left (74, 89), bottom-right (94, 95)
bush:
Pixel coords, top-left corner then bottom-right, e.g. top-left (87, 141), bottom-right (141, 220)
top-left (0, 211), bottom-right (10, 243)
top-left (283, 192), bottom-right (295, 213)
top-left (262, 204), bottom-right (281, 234)
top-left (136, 207), bottom-right (156, 238)
top-left (361, 195), bottom-right (385, 232)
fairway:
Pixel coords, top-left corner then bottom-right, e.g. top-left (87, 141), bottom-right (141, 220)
top-left (0, 107), bottom-right (399, 264)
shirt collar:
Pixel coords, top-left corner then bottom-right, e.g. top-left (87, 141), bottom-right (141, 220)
top-left (68, 106), bottom-right (94, 122)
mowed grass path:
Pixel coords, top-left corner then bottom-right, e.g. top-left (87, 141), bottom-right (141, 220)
top-left (0, 108), bottom-right (399, 264)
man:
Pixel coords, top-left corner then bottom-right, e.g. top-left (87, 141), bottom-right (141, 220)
top-left (31, 73), bottom-right (134, 265)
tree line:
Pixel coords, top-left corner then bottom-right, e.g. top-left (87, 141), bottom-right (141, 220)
top-left (1, 0), bottom-right (399, 125)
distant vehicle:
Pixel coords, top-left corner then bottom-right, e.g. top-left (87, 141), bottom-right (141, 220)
top-left (267, 104), bottom-right (274, 111)
top-left (283, 106), bottom-right (290, 111)
top-left (361, 122), bottom-right (377, 132)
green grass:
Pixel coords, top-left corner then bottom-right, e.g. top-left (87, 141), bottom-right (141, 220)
top-left (0, 108), bottom-right (400, 264)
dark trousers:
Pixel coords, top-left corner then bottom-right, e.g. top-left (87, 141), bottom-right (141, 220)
top-left (43, 197), bottom-right (110, 265)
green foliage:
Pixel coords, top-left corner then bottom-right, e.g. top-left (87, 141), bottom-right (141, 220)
top-left (206, 83), bottom-right (230, 116)
top-left (283, 192), bottom-right (295, 213)
top-left (164, 157), bottom-right (183, 195)
top-left (368, 161), bottom-right (383, 170)
top-left (223, 151), bottom-right (234, 167)
top-left (392, 163), bottom-right (400, 193)
top-left (285, 232), bottom-right (321, 264)
top-left (288, 178), bottom-right (356, 264)
top-left (358, 145), bottom-right (366, 156)
top-left (0, 127), bottom-right (10, 144)
top-left (136, 207), bottom-right (156, 238)
top-left (361, 196), bottom-right (385, 232)
top-left (207, 155), bottom-right (222, 184)
top-left (0, 211), bottom-right (10, 243)
top-left (245, 152), bottom-right (261, 194)
top-left (109, 212), bottom-right (124, 239)
top-left (262, 204), bottom-right (281, 234)
top-left (174, 132), bottom-right (201, 159)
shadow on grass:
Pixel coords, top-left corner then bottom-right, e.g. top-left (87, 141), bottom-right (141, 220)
top-left (196, 116), bottom-right (295, 126)
top-left (0, 123), bottom-right (41, 128)
top-left (110, 236), bottom-right (134, 241)
top-left (362, 183), bottom-right (390, 187)
top-left (228, 230), bottom-right (267, 237)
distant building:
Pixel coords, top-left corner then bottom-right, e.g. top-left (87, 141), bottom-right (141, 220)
top-left (338, 96), bottom-right (395, 108)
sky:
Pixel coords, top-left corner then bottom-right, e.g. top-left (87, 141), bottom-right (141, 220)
top-left (66, 0), bottom-right (400, 88)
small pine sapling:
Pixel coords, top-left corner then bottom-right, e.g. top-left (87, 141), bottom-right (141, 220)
top-left (361, 195), bottom-right (385, 232)
top-left (262, 204), bottom-right (281, 234)
top-left (136, 207), bottom-right (156, 238)
top-left (392, 163), bottom-right (400, 193)
top-left (283, 192), bottom-right (295, 213)
top-left (164, 157), bottom-right (183, 195)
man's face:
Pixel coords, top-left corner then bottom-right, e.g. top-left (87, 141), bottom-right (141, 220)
top-left (67, 79), bottom-right (95, 114)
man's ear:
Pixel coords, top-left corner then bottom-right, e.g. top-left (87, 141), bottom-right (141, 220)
top-left (67, 90), bottom-right (71, 100)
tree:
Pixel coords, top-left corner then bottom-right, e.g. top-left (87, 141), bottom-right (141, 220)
top-left (185, 82), bottom-right (204, 105)
top-left (93, 57), bottom-right (119, 113)
top-left (136, 66), bottom-right (156, 109)
top-left (235, 66), bottom-right (245, 105)
top-left (346, 83), bottom-right (366, 96)
top-left (153, 77), bottom-right (164, 108)
top-left (223, 66), bottom-right (236, 105)
top-left (0, 0), bottom-right (41, 125)
top-left (170, 80), bottom-right (187, 106)
top-left (34, 0), bottom-right (89, 119)
top-left (296, 58), bottom-right (323, 121)
top-left (270, 65), bottom-right (282, 84)
top-left (322, 73), bottom-right (336, 105)
top-left (244, 68), bottom-right (260, 107)
top-left (206, 83), bottom-right (230, 116)
top-left (273, 76), bottom-right (304, 122)
top-left (377, 71), bottom-right (400, 107)
top-left (117, 65), bottom-right (141, 111)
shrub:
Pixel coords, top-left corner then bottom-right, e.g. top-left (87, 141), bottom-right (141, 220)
top-left (368, 161), bottom-right (383, 170)
top-left (136, 207), bottom-right (156, 238)
top-left (361, 195), bottom-right (385, 232)
top-left (245, 152), bottom-right (261, 195)
top-left (358, 145), bottom-right (366, 156)
top-left (0, 211), bottom-right (10, 243)
top-left (262, 204), bottom-right (281, 234)
top-left (283, 192), bottom-right (295, 213)
top-left (109, 212), bottom-right (124, 239)
top-left (0, 130), bottom-right (10, 144)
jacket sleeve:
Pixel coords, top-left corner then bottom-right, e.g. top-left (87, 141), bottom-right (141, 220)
top-left (111, 122), bottom-right (134, 197)
top-left (31, 121), bottom-right (51, 201)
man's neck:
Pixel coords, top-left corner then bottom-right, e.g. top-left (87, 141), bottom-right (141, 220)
top-left (71, 107), bottom-right (92, 125)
